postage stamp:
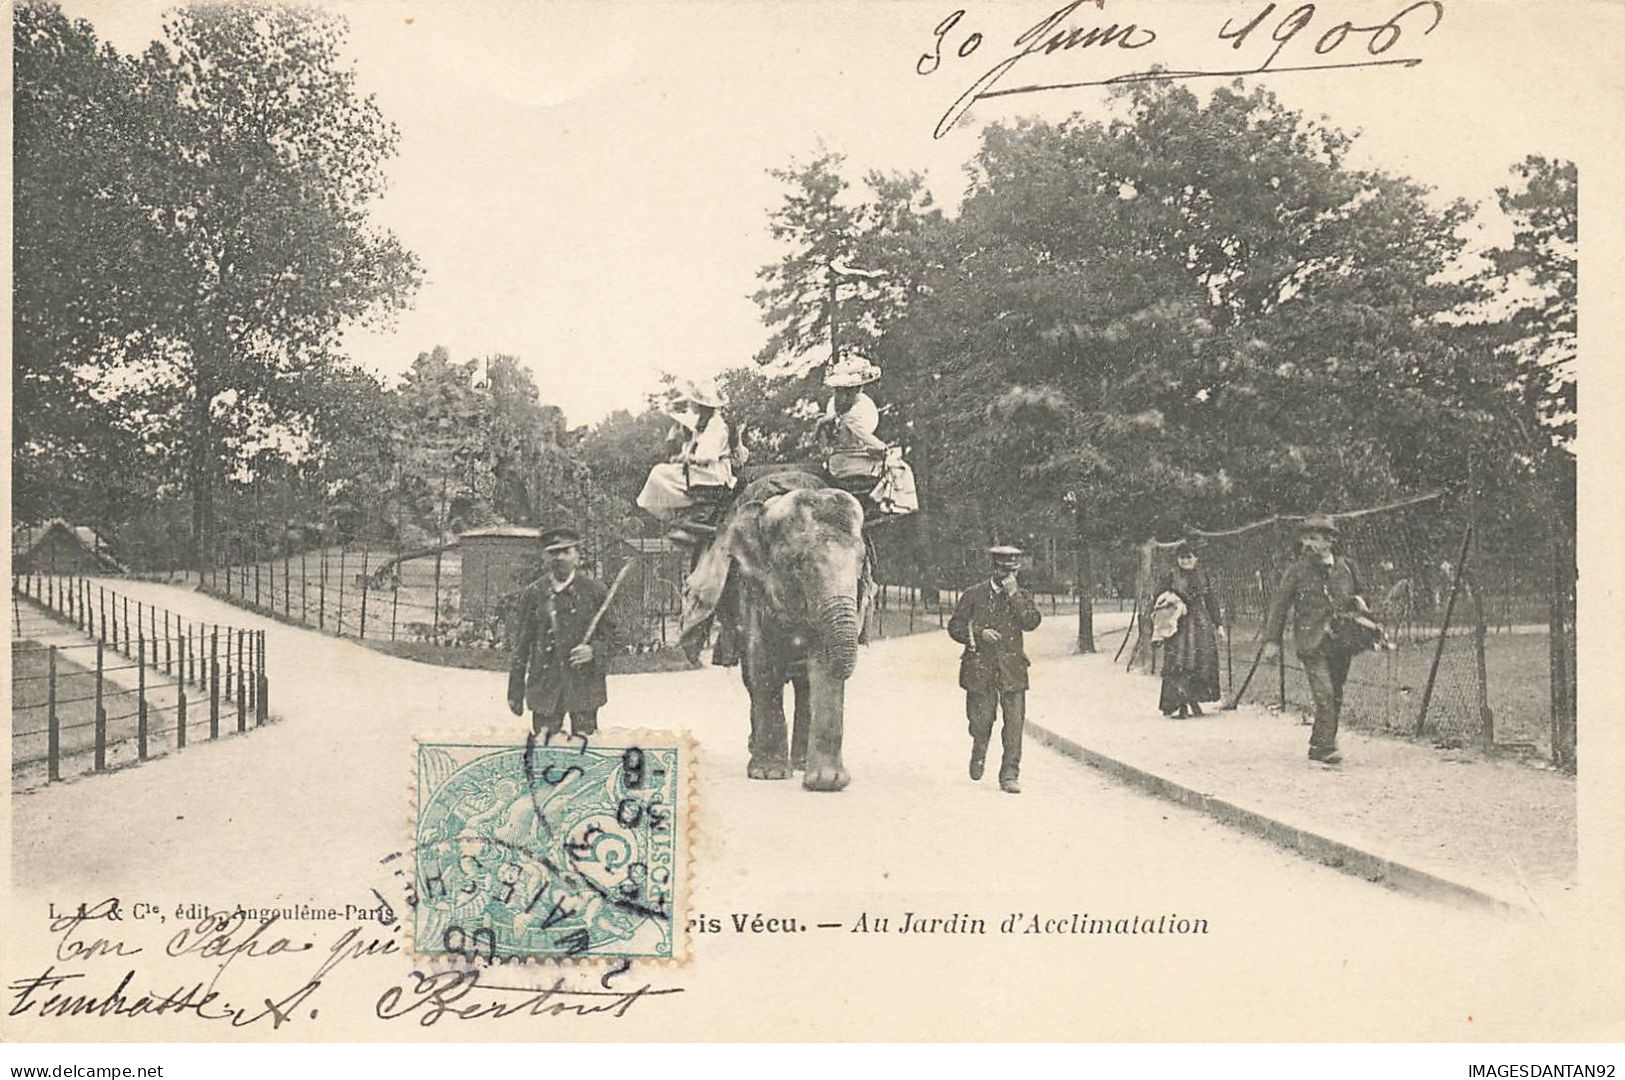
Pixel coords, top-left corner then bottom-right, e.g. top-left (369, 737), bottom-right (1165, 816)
top-left (411, 730), bottom-right (690, 965)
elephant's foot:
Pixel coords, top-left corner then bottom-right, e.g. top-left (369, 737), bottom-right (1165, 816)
top-left (748, 757), bottom-right (792, 780)
top-left (802, 763), bottom-right (850, 792)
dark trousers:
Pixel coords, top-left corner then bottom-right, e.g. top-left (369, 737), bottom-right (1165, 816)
top-left (532, 709), bottom-right (599, 738)
top-left (1300, 650), bottom-right (1351, 756)
top-left (966, 689), bottom-right (1025, 780)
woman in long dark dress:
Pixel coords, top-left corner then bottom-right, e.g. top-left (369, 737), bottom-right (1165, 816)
top-left (1156, 543), bottom-right (1225, 717)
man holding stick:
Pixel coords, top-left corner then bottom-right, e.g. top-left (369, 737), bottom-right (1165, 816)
top-left (508, 527), bottom-right (619, 738)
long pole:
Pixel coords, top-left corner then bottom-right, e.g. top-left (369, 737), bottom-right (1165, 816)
top-left (1415, 525), bottom-right (1474, 737)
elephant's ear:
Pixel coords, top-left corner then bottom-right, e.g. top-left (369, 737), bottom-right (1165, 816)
top-left (719, 506), bottom-right (770, 583)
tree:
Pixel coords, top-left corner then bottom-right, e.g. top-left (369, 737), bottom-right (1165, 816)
top-left (885, 82), bottom-right (1485, 647)
top-left (752, 152), bottom-right (941, 372)
top-left (1476, 156), bottom-right (1577, 766)
top-left (11, 2), bottom-right (168, 525)
top-left (131, 3), bottom-right (421, 564)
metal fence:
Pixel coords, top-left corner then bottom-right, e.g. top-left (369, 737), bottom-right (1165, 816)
top-left (1116, 493), bottom-right (1575, 767)
top-left (10, 574), bottom-right (269, 789)
top-left (202, 532), bottom-right (1114, 658)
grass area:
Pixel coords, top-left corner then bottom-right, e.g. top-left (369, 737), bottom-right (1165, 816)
top-left (10, 639), bottom-right (181, 785)
top-left (1220, 621), bottom-right (1556, 753)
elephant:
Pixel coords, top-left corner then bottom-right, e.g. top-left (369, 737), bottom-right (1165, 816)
top-left (687, 472), bottom-right (870, 791)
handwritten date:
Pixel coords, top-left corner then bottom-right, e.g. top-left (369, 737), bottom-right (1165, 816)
top-left (921, 0), bottom-right (1446, 138)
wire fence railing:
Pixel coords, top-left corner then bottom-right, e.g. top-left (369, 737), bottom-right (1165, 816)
top-left (1113, 494), bottom-right (1575, 768)
top-left (11, 574), bottom-right (271, 788)
top-left (200, 530), bottom-right (1121, 658)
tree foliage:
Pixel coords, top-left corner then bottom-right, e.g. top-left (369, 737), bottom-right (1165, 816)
top-left (11, 1), bottom-right (422, 561)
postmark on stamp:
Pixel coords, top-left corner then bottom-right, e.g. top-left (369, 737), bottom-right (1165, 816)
top-left (411, 730), bottom-right (689, 964)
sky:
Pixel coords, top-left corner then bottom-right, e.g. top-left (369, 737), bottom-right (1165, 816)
top-left (60, 0), bottom-right (1617, 425)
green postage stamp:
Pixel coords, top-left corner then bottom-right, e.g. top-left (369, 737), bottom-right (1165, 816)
top-left (411, 730), bottom-right (690, 964)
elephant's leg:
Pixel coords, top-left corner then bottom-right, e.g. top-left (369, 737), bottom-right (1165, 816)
top-left (747, 681), bottom-right (791, 780)
top-left (789, 671), bottom-right (811, 771)
top-left (744, 609), bottom-right (791, 780)
top-left (801, 655), bottom-right (850, 792)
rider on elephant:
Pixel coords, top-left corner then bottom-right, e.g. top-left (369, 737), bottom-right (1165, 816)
top-left (816, 355), bottom-right (918, 519)
top-left (635, 380), bottom-right (741, 546)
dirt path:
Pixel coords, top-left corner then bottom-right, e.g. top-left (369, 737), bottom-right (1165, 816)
top-left (9, 579), bottom-right (1607, 1040)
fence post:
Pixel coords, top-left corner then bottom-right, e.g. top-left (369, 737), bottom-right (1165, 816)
top-left (94, 642), bottom-right (107, 772)
top-left (150, 603), bottom-right (158, 660)
top-left (122, 596), bottom-right (130, 657)
top-left (391, 571), bottom-right (400, 642)
top-left (319, 547), bottom-right (327, 630)
top-left (255, 550), bottom-right (262, 608)
top-left (247, 629), bottom-right (257, 714)
top-left (1464, 559), bottom-right (1494, 748)
top-left (433, 547), bottom-right (443, 643)
top-left (237, 630), bottom-right (247, 733)
top-left (210, 628), bottom-right (221, 739)
top-left (258, 631), bottom-right (268, 726)
top-left (177, 633), bottom-right (188, 750)
top-left (1277, 648), bottom-right (1285, 710)
top-left (285, 549), bottom-right (292, 617)
top-left (360, 546), bottom-right (370, 640)
top-left (98, 586), bottom-right (106, 644)
top-left (1416, 525), bottom-right (1473, 738)
top-left (47, 645), bottom-right (60, 783)
top-left (337, 548), bottom-right (348, 635)
top-left (137, 635), bottom-right (148, 761)
top-left (301, 549), bottom-right (309, 625)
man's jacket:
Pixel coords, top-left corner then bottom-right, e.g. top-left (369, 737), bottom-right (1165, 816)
top-left (508, 573), bottom-right (615, 714)
top-left (1263, 554), bottom-right (1365, 658)
top-left (947, 580), bottom-right (1043, 692)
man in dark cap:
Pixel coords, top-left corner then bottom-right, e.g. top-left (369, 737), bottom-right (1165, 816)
top-left (507, 526), bottom-right (616, 738)
top-left (1262, 515), bottom-right (1368, 765)
top-left (947, 544), bottom-right (1043, 794)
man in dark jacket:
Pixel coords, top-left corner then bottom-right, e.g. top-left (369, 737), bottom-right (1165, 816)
top-left (507, 527), bottom-right (616, 738)
top-left (947, 545), bottom-right (1043, 793)
top-left (1262, 515), bottom-right (1367, 765)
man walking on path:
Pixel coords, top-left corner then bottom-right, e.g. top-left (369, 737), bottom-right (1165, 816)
top-left (1262, 515), bottom-right (1370, 766)
top-left (508, 527), bottom-right (616, 738)
top-left (947, 545), bottom-right (1043, 794)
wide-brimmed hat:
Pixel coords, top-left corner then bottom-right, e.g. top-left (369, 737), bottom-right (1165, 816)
top-left (1298, 514), bottom-right (1339, 538)
top-left (540, 526), bottom-right (582, 553)
top-left (824, 355), bottom-right (881, 388)
top-left (676, 381), bottom-right (725, 409)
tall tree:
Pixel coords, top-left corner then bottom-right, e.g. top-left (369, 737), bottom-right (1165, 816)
top-left (12, 2), bottom-right (166, 525)
top-left (132, 2), bottom-right (421, 564)
top-left (892, 82), bottom-right (1483, 646)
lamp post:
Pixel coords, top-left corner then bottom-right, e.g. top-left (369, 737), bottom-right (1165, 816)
top-left (827, 256), bottom-right (886, 367)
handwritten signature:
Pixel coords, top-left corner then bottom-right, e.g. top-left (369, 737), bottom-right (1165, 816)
top-left (375, 968), bottom-right (682, 1026)
top-left (920, 0), bottom-right (1445, 138)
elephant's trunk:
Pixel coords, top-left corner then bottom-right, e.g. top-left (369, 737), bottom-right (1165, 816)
top-left (816, 595), bottom-right (860, 681)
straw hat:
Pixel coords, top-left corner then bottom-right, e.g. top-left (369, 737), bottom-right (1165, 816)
top-left (824, 355), bottom-right (881, 388)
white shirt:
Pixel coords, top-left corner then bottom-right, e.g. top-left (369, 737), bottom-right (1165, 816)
top-left (825, 391), bottom-right (886, 451)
